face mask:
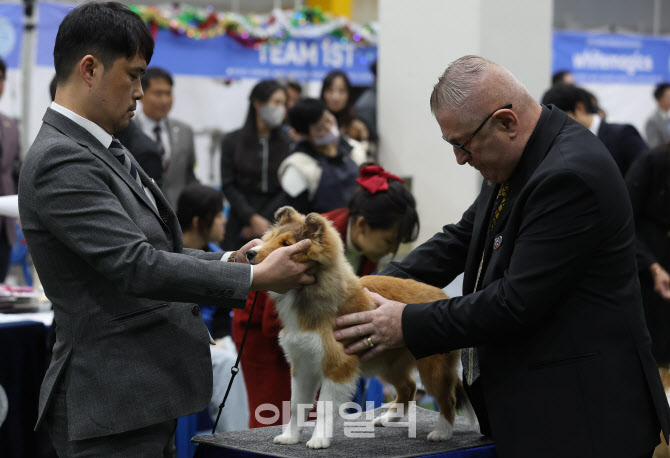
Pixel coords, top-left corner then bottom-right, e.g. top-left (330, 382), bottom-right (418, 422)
top-left (314, 124), bottom-right (340, 146)
top-left (259, 104), bottom-right (286, 129)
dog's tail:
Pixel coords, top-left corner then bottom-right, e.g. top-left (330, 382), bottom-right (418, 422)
top-left (455, 380), bottom-right (479, 431)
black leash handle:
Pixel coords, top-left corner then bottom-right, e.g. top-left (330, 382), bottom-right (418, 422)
top-left (210, 291), bottom-right (258, 434)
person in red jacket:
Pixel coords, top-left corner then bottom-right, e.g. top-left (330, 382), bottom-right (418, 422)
top-left (232, 165), bottom-right (419, 427)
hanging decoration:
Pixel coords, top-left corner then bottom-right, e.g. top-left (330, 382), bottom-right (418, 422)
top-left (129, 4), bottom-right (379, 47)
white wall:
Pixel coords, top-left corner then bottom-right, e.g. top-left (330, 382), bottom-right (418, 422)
top-left (377, 0), bottom-right (553, 245)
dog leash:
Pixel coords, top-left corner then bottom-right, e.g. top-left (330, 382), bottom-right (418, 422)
top-left (194, 291), bottom-right (258, 456)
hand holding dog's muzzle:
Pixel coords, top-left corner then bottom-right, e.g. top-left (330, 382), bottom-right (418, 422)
top-left (335, 288), bottom-right (407, 362)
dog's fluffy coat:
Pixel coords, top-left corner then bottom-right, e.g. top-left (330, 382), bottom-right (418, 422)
top-left (249, 207), bottom-right (474, 449)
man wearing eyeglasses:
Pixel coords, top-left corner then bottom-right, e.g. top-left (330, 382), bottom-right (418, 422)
top-left (335, 55), bottom-right (670, 458)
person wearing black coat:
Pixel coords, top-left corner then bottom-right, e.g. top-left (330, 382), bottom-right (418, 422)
top-left (336, 56), bottom-right (670, 458)
top-left (220, 80), bottom-right (291, 250)
top-left (626, 147), bottom-right (670, 364)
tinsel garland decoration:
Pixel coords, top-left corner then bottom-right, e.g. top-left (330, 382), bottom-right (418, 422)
top-left (130, 4), bottom-right (378, 47)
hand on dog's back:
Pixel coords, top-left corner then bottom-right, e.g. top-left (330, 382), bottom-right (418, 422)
top-left (251, 239), bottom-right (315, 293)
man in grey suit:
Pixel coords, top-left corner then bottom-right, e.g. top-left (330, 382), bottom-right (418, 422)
top-left (135, 67), bottom-right (199, 207)
top-left (0, 57), bottom-right (21, 282)
top-left (645, 82), bottom-right (670, 149)
top-left (18, 3), bottom-right (314, 455)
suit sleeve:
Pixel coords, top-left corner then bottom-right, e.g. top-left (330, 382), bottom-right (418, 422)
top-left (220, 133), bottom-right (256, 224)
top-left (625, 152), bottom-right (657, 270)
top-left (402, 171), bottom-right (601, 358)
top-left (380, 198), bottom-right (476, 288)
top-left (32, 146), bottom-right (250, 308)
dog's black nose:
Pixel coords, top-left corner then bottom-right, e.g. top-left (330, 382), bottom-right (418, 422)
top-left (246, 250), bottom-right (257, 264)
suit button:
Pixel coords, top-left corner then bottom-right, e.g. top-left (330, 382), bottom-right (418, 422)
top-left (191, 305), bottom-right (200, 316)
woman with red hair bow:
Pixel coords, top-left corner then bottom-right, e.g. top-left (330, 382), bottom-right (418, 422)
top-left (232, 165), bottom-right (420, 428)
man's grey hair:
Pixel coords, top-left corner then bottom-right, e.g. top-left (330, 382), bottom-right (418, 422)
top-left (430, 56), bottom-right (488, 119)
top-left (430, 55), bottom-right (531, 125)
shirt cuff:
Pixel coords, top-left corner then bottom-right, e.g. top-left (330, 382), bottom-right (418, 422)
top-left (221, 251), bottom-right (254, 287)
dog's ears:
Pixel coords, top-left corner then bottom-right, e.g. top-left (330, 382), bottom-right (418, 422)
top-left (304, 213), bottom-right (325, 242)
top-left (274, 206), bottom-right (298, 226)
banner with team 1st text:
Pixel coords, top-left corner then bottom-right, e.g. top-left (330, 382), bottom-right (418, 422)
top-left (36, 2), bottom-right (377, 85)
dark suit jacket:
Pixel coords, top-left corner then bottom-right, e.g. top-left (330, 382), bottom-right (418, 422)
top-left (18, 108), bottom-right (251, 441)
top-left (383, 105), bottom-right (670, 458)
top-left (115, 119), bottom-right (163, 187)
top-left (626, 148), bottom-right (670, 362)
top-left (597, 120), bottom-right (648, 176)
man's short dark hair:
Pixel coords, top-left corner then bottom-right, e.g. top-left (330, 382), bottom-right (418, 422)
top-left (286, 81), bottom-right (302, 94)
top-left (0, 57), bottom-right (6, 78)
top-left (53, 2), bottom-right (154, 83)
top-left (289, 98), bottom-right (327, 135)
top-left (654, 83), bottom-right (670, 101)
top-left (552, 70), bottom-right (572, 86)
top-left (542, 83), bottom-right (595, 114)
top-left (141, 67), bottom-right (173, 91)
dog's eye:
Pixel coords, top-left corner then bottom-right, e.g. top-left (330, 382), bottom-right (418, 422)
top-left (282, 241), bottom-right (292, 247)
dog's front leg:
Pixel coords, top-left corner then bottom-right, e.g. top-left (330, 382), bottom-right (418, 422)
top-left (306, 378), bottom-right (358, 449)
top-left (274, 372), bottom-right (320, 445)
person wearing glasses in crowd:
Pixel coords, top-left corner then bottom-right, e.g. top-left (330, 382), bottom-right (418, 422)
top-left (334, 55), bottom-right (670, 458)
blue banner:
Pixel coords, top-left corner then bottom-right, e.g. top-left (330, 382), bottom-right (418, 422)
top-left (553, 31), bottom-right (670, 84)
top-left (35, 2), bottom-right (376, 85)
top-left (36, 2), bottom-right (73, 68)
top-left (0, 3), bottom-right (23, 69)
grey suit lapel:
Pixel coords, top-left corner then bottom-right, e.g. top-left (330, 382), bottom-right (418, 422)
top-left (42, 109), bottom-right (166, 227)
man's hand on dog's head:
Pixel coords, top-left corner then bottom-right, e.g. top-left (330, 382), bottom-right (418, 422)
top-left (250, 239), bottom-right (315, 293)
top-left (334, 288), bottom-right (406, 362)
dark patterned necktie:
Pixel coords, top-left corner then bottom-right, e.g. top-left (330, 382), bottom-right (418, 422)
top-left (153, 125), bottom-right (165, 156)
top-left (109, 138), bottom-right (142, 188)
top-left (490, 183), bottom-right (510, 230)
top-left (462, 182), bottom-right (511, 386)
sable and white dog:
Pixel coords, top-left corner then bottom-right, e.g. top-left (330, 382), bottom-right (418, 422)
top-left (247, 206), bottom-right (475, 449)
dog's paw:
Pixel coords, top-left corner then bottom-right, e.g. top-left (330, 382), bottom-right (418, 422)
top-left (274, 433), bottom-right (300, 445)
top-left (306, 436), bottom-right (331, 449)
top-left (427, 429), bottom-right (452, 441)
top-left (372, 413), bottom-right (403, 426)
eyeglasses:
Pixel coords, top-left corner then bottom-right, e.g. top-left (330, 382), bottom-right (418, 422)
top-left (442, 103), bottom-right (513, 155)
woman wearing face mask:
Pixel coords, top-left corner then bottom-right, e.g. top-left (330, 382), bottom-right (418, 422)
top-left (279, 98), bottom-right (366, 214)
top-left (220, 80), bottom-right (292, 250)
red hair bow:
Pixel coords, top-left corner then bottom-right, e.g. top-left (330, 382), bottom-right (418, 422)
top-left (356, 165), bottom-right (405, 194)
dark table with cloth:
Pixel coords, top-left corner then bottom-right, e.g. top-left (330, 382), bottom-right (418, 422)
top-left (0, 320), bottom-right (48, 458)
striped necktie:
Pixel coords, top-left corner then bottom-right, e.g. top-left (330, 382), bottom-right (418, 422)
top-left (109, 138), bottom-right (142, 189)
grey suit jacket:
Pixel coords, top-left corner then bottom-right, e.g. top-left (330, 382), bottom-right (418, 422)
top-left (0, 112), bottom-right (20, 245)
top-left (136, 115), bottom-right (199, 207)
top-left (645, 110), bottom-right (670, 149)
top-left (18, 108), bottom-right (250, 440)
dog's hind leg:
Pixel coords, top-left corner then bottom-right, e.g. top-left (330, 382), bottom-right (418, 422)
top-left (274, 369), bottom-right (321, 445)
top-left (418, 355), bottom-right (457, 441)
top-left (373, 368), bottom-right (416, 426)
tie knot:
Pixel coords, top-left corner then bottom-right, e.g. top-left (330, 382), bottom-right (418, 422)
top-left (153, 125), bottom-right (161, 134)
top-left (109, 139), bottom-right (124, 154)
